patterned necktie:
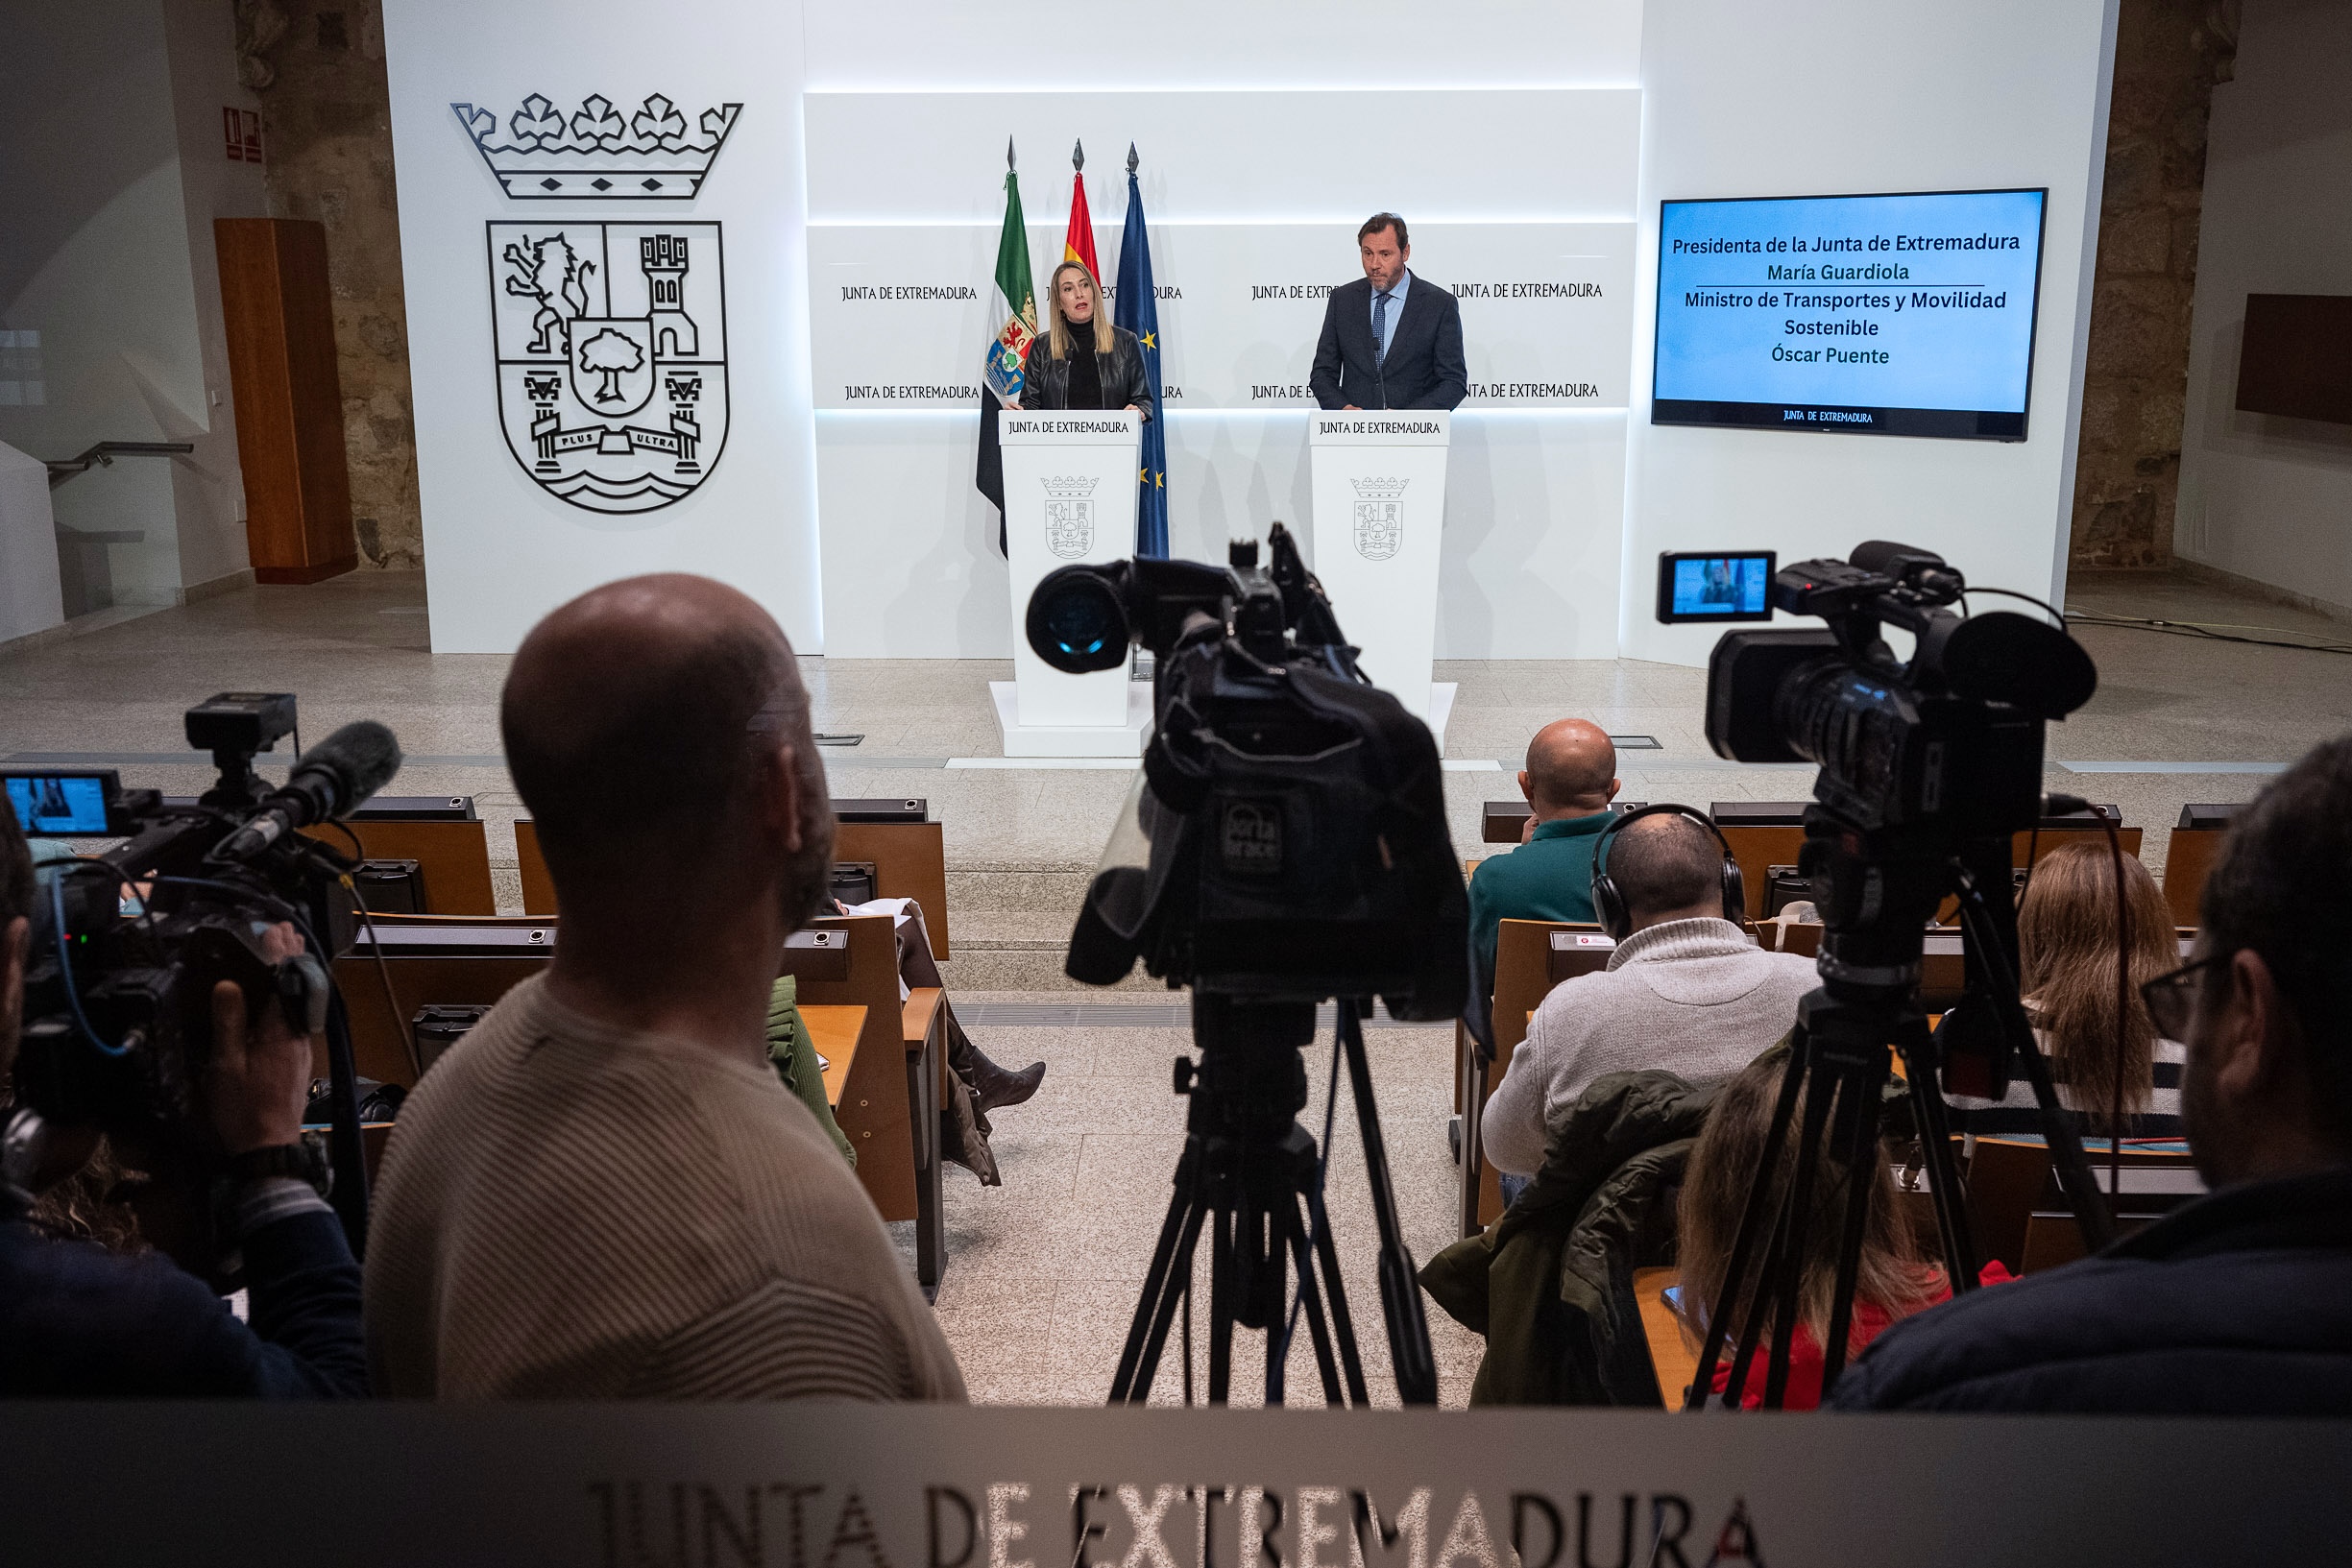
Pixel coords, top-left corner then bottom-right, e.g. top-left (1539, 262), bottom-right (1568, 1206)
top-left (1373, 289), bottom-right (1394, 365)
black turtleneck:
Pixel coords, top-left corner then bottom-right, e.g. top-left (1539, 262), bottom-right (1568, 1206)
top-left (1061, 318), bottom-right (1104, 409)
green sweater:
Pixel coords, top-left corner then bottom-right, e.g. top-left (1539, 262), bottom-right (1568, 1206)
top-left (1467, 810), bottom-right (1613, 979)
top-left (766, 975), bottom-right (857, 1168)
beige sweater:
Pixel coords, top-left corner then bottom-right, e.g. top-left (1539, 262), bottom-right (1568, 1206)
top-left (364, 974), bottom-right (966, 1401)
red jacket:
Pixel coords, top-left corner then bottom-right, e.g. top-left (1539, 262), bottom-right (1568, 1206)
top-left (1711, 1264), bottom-right (2014, 1411)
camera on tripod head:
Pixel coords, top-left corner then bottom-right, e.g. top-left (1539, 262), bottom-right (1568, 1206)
top-left (1030, 528), bottom-right (1452, 1406)
top-left (5, 693), bottom-right (402, 1250)
top-left (1027, 522), bottom-right (1467, 1018)
top-left (1662, 546), bottom-right (2122, 1408)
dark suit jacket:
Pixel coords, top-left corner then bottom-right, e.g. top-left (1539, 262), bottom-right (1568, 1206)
top-left (1310, 274), bottom-right (1467, 411)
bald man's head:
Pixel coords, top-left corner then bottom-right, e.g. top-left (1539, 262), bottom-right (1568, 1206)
top-left (1521, 719), bottom-right (1619, 818)
top-left (501, 574), bottom-right (832, 920)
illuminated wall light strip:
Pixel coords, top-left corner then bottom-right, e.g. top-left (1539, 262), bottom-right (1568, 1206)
top-left (801, 83), bottom-right (1641, 96)
top-left (813, 405), bottom-right (1632, 418)
top-left (807, 215), bottom-right (1638, 228)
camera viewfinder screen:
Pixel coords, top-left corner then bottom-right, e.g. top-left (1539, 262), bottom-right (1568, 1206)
top-left (4, 773), bottom-right (113, 834)
top-left (1660, 553), bottom-right (1774, 622)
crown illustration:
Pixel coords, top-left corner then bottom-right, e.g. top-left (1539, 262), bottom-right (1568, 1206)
top-left (1041, 476), bottom-right (1101, 498)
top-left (1349, 478), bottom-right (1410, 500)
top-left (450, 93), bottom-right (742, 200)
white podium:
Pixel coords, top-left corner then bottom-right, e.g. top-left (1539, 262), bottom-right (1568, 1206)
top-left (993, 410), bottom-right (1152, 758)
top-left (1308, 410), bottom-right (1453, 744)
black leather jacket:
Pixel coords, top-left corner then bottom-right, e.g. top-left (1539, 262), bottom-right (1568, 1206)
top-left (1020, 324), bottom-right (1155, 421)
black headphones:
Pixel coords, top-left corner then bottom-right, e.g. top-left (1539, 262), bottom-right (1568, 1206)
top-left (1588, 803), bottom-right (1747, 940)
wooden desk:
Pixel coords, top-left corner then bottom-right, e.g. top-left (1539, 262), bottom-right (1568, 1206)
top-left (835, 820), bottom-right (952, 957)
top-left (518, 815), bottom-right (952, 954)
top-left (1720, 824), bottom-right (1808, 923)
top-left (2161, 828), bottom-right (2223, 927)
top-left (901, 988), bottom-right (949, 1294)
top-left (800, 1003), bottom-right (866, 1110)
top-left (304, 818), bottom-right (497, 914)
top-left (1634, 1266), bottom-right (1697, 1410)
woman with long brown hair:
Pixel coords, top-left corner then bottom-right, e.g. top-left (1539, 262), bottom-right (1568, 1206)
top-left (1674, 1046), bottom-right (1961, 1409)
top-left (1008, 260), bottom-right (1153, 418)
top-left (1947, 839), bottom-right (2186, 1138)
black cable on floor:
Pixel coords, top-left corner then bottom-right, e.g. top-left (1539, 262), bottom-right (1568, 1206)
top-left (2063, 608), bottom-right (2352, 657)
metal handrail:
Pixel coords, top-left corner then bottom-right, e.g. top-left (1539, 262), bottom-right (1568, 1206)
top-left (44, 441), bottom-right (195, 490)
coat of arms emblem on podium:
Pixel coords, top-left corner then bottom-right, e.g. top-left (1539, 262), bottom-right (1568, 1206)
top-left (1042, 475), bottom-right (1100, 560)
top-left (1350, 477), bottom-right (1408, 562)
top-left (486, 221), bottom-right (729, 514)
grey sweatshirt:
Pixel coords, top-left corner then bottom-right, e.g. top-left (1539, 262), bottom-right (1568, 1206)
top-left (1482, 917), bottom-right (1819, 1176)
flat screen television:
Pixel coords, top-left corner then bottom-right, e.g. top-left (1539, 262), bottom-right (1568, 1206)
top-left (1653, 188), bottom-right (2048, 440)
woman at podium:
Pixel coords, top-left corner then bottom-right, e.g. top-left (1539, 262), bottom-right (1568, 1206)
top-left (1010, 261), bottom-right (1154, 420)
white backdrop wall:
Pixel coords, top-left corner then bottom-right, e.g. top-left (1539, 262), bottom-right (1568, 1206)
top-left (379, 0), bottom-right (2117, 663)
top-left (2174, 0), bottom-right (2352, 615)
top-left (805, 83), bottom-right (1642, 660)
top-left (381, 0), bottom-right (822, 654)
top-left (1620, 0), bottom-right (2119, 666)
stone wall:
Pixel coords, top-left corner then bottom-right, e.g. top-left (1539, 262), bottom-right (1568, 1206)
top-left (2069, 0), bottom-right (2240, 568)
top-left (237, 0), bottom-right (422, 569)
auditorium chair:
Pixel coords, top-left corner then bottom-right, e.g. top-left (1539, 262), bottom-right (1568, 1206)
top-left (515, 801), bottom-right (950, 953)
top-left (2160, 805), bottom-right (2238, 928)
top-left (783, 912), bottom-right (950, 1295)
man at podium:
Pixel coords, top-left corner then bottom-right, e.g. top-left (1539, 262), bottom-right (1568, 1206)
top-left (1310, 213), bottom-right (1467, 412)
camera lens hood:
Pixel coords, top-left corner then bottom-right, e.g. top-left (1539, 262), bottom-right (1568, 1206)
top-left (1025, 565), bottom-right (1131, 674)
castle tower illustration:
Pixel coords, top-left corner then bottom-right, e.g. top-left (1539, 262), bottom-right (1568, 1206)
top-left (641, 233), bottom-right (698, 356)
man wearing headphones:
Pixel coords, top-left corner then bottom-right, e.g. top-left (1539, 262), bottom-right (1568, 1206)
top-left (1480, 806), bottom-right (1817, 1179)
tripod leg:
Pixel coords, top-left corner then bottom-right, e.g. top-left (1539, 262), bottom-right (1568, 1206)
top-left (1952, 887), bottom-right (2116, 1251)
top-left (1816, 1061), bottom-right (1886, 1397)
top-left (1306, 1183), bottom-right (1372, 1406)
top-left (1761, 1056), bottom-right (1840, 1411)
top-left (1278, 1195), bottom-right (1346, 1407)
top-left (1688, 1022), bottom-right (1810, 1411)
top-left (1209, 1206), bottom-right (1236, 1405)
top-left (1113, 1138), bottom-right (1211, 1402)
top-left (1722, 1199), bottom-right (1791, 1411)
top-left (1899, 1040), bottom-right (1980, 1291)
top-left (1337, 1001), bottom-right (1438, 1406)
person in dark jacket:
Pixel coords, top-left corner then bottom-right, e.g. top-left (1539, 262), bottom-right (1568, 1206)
top-left (1309, 212), bottom-right (1467, 411)
top-left (1421, 1069), bottom-right (1717, 1406)
top-left (1830, 733), bottom-right (2352, 1414)
top-left (1012, 261), bottom-right (1154, 421)
top-left (0, 798), bottom-right (366, 1397)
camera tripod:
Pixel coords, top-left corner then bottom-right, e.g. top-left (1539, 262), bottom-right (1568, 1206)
top-left (1110, 994), bottom-right (1438, 1406)
top-left (1685, 829), bottom-right (2119, 1411)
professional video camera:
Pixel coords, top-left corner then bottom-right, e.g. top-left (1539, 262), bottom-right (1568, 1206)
top-left (1657, 543), bottom-right (2119, 1410)
top-left (1025, 523), bottom-right (1462, 1408)
top-left (4, 694), bottom-right (402, 1263)
top-left (1030, 523), bottom-right (1467, 1013)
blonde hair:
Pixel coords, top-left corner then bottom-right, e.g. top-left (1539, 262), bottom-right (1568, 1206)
top-left (1675, 1046), bottom-right (1943, 1352)
top-left (1046, 261), bottom-right (1115, 360)
top-left (2017, 838), bottom-right (2180, 1126)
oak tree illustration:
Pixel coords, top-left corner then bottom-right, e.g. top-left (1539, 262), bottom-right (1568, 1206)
top-left (578, 327), bottom-right (643, 402)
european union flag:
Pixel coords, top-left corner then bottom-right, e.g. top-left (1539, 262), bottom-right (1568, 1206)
top-left (1114, 146), bottom-right (1169, 558)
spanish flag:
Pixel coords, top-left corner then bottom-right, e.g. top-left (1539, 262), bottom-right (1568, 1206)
top-left (1064, 140), bottom-right (1101, 280)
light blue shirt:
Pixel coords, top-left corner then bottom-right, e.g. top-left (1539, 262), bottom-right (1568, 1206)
top-left (1369, 269), bottom-right (1411, 362)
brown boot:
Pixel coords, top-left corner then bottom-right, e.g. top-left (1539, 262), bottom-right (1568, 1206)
top-left (965, 1049), bottom-right (1046, 1113)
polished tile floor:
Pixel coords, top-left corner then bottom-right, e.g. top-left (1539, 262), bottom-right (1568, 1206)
top-left (4, 565), bottom-right (2347, 1406)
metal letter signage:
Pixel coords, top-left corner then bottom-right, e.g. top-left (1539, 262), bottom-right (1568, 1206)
top-left (488, 222), bottom-right (729, 513)
top-left (1350, 477), bottom-right (1407, 563)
